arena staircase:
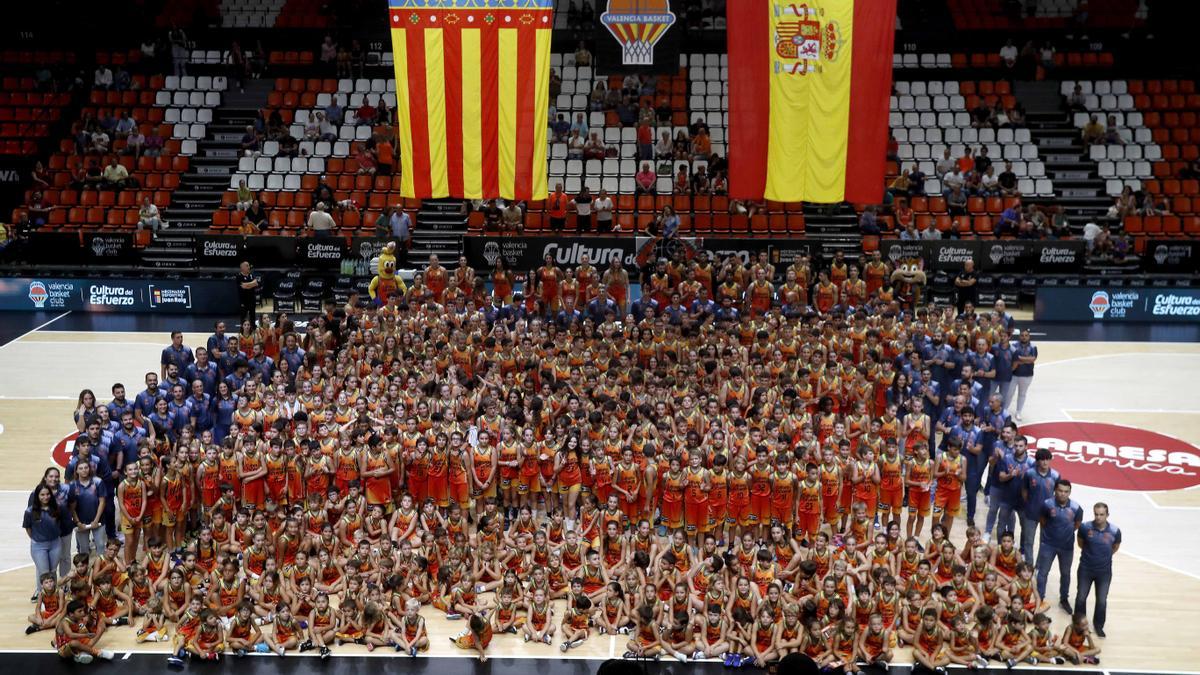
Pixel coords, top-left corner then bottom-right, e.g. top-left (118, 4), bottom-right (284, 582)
top-left (412, 199), bottom-right (468, 264)
top-left (143, 79), bottom-right (275, 269)
top-left (801, 204), bottom-right (863, 264)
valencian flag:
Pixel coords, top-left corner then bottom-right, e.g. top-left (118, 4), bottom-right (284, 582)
top-left (727, 0), bottom-right (897, 204)
top-left (388, 0), bottom-right (553, 200)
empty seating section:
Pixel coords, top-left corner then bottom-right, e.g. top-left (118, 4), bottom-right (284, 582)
top-left (0, 51), bottom-right (75, 156)
top-left (948, 0), bottom-right (1140, 30)
top-left (891, 80), bottom-right (1052, 198)
top-left (220, 0), bottom-right (286, 28)
top-left (274, 0), bottom-right (330, 29)
top-left (1063, 80), bottom-right (1158, 197)
top-left (9, 59), bottom-right (224, 230)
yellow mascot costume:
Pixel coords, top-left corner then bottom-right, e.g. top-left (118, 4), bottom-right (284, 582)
top-left (368, 241), bottom-right (407, 306)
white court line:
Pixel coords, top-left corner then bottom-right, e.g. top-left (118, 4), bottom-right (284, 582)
top-left (4, 341), bottom-right (166, 347)
top-left (1119, 547), bottom-right (1200, 582)
top-left (1144, 493), bottom-right (1200, 511)
top-left (1067, 407), bottom-right (1200, 414)
top-left (1039, 352), bottom-right (1200, 368)
top-left (0, 563), bottom-right (33, 574)
top-left (0, 396), bottom-right (75, 400)
top-left (0, 311), bottom-right (71, 351)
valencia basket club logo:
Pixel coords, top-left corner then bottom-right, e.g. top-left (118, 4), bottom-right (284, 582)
top-left (600, 0), bottom-right (677, 66)
top-left (1089, 290), bottom-right (1110, 319)
top-left (1022, 421), bottom-right (1200, 491)
top-left (773, 2), bottom-right (842, 76)
top-left (28, 281), bottom-right (48, 308)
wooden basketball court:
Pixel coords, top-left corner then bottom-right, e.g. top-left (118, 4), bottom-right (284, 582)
top-left (0, 311), bottom-right (1196, 671)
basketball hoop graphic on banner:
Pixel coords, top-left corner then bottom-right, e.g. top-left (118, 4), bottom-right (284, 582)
top-left (601, 0), bottom-right (677, 66)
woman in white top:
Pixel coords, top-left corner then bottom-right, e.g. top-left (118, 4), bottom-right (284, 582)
top-left (594, 189), bottom-right (614, 233)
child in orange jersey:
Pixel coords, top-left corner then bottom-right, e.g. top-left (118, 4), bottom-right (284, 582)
top-left (1060, 612), bottom-right (1100, 665)
top-left (906, 441), bottom-right (935, 539)
top-left (934, 437), bottom-right (967, 535)
top-left (913, 608), bottom-right (950, 674)
top-left (855, 612), bottom-right (894, 670)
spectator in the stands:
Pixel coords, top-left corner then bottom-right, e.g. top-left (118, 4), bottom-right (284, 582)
top-left (900, 221), bottom-right (920, 241)
top-left (376, 137), bottom-right (394, 176)
top-left (138, 196), bottom-right (163, 232)
top-left (691, 165), bottom-right (710, 194)
top-left (89, 127), bottom-right (110, 155)
top-left (320, 35), bottom-right (337, 71)
top-left (636, 121), bottom-right (653, 160)
top-left (635, 163), bottom-right (657, 195)
top-left (709, 169), bottom-right (728, 195)
top-left (975, 146), bottom-right (993, 175)
top-left (31, 162), bottom-right (50, 191)
top-left (551, 114), bottom-right (571, 142)
top-left (859, 205), bottom-right (881, 235)
top-left (93, 64), bottom-right (113, 90)
top-left (998, 161), bottom-right (1018, 196)
top-left (957, 147), bottom-right (975, 174)
top-left (144, 128), bottom-right (164, 157)
top-left (980, 166), bottom-right (1000, 196)
top-left (1067, 84), bottom-right (1087, 112)
top-left (886, 133), bottom-right (899, 161)
top-left (570, 112), bottom-right (589, 138)
top-left (376, 98), bottom-right (392, 126)
top-left (325, 96), bottom-right (344, 126)
top-left (947, 185), bottom-right (968, 215)
top-left (114, 68), bottom-right (132, 92)
top-left (894, 198), bottom-right (913, 229)
top-left (621, 73), bottom-right (641, 98)
top-left (1113, 186), bottom-right (1136, 218)
top-left (1082, 221), bottom-right (1102, 253)
top-left (673, 164), bottom-right (690, 194)
top-left (566, 129), bottom-right (585, 159)
top-left (114, 112), bottom-right (136, 139)
top-left (355, 142), bottom-right (377, 175)
top-left (240, 125), bottom-right (260, 155)
top-left (501, 201), bottom-right (523, 234)
top-left (888, 169), bottom-right (911, 198)
top-left (691, 128), bottom-right (712, 161)
top-left (235, 180), bottom-right (254, 211)
top-left (548, 69), bottom-right (562, 98)
top-left (312, 176), bottom-right (335, 209)
top-left (169, 25), bottom-right (188, 77)
top-left (391, 206), bottom-right (413, 242)
top-left (480, 200), bottom-right (501, 231)
top-left (603, 85), bottom-right (621, 110)
top-left (1103, 114), bottom-right (1126, 145)
top-left (101, 157), bottom-right (129, 191)
top-left (1141, 192), bottom-right (1171, 216)
top-left (243, 199), bottom-right (268, 233)
top-left (574, 41), bottom-right (592, 67)
top-left (936, 147), bottom-right (956, 177)
top-left (72, 160), bottom-right (102, 190)
top-left (573, 187), bottom-right (594, 233)
top-left (1039, 42), bottom-right (1056, 68)
top-left (964, 169), bottom-right (982, 196)
top-left (655, 131), bottom-right (673, 160)
top-left (672, 131), bottom-right (690, 160)
top-left (589, 81), bottom-right (606, 111)
top-left (349, 40), bottom-right (366, 79)
top-left (1000, 39), bottom-right (1018, 68)
top-left (651, 206), bottom-right (680, 238)
top-left (25, 192), bottom-right (54, 227)
top-left (1081, 114), bottom-right (1105, 145)
top-left (278, 130), bottom-right (299, 158)
top-left (908, 164), bottom-right (926, 195)
top-left (942, 167), bottom-right (964, 198)
top-left (997, 201), bottom-right (1021, 236)
top-left (356, 97), bottom-right (378, 126)
top-left (307, 202), bottom-right (335, 237)
top-left (584, 132), bottom-right (607, 160)
top-left (616, 96), bottom-right (637, 126)
top-left (594, 189), bottom-right (614, 233)
top-left (267, 110), bottom-right (285, 139)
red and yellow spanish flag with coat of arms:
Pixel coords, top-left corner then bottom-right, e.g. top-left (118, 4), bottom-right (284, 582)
top-left (727, 0), bottom-right (896, 204)
top-left (388, 0), bottom-right (553, 200)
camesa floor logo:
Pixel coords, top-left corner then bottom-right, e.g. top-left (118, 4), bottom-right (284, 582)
top-left (51, 431), bottom-right (79, 468)
top-left (1021, 421), bottom-right (1200, 491)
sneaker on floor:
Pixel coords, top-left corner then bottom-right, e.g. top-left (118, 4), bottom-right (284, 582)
top-left (276, 646), bottom-right (286, 656)
top-left (1051, 657), bottom-right (1065, 665)
top-left (24, 625), bottom-right (37, 635)
top-left (874, 659), bottom-right (890, 670)
top-left (543, 634), bottom-right (552, 644)
top-left (322, 647), bottom-right (332, 659)
top-left (1026, 656), bottom-right (1038, 665)
top-left (693, 650), bottom-right (705, 660)
top-left (523, 633), bottom-right (530, 643)
top-left (1058, 600), bottom-right (1072, 614)
top-left (1096, 627), bottom-right (1106, 638)
top-left (299, 639), bottom-right (314, 652)
top-left (115, 616), bottom-right (129, 626)
top-left (622, 651), bottom-right (636, 659)
top-left (445, 613), bottom-right (462, 620)
top-left (676, 653), bottom-right (688, 663)
top-left (409, 646), bottom-right (417, 657)
top-left (1005, 658), bottom-right (1017, 669)
top-left (1085, 656), bottom-right (1100, 665)
top-left (255, 643), bottom-right (271, 653)
top-left (165, 655), bottom-right (183, 668)
top-left (935, 667), bottom-right (947, 675)
top-left (235, 649), bottom-right (247, 658)
top-left (98, 650), bottom-right (115, 660)
top-left (560, 641), bottom-right (570, 652)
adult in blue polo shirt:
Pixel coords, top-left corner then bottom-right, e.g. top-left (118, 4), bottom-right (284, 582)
top-left (186, 380), bottom-right (214, 436)
top-left (946, 408), bottom-right (985, 526)
top-left (106, 383), bottom-right (135, 422)
top-left (206, 320), bottom-right (229, 362)
top-left (1037, 478), bottom-right (1082, 613)
top-left (996, 434), bottom-right (1034, 539)
top-left (990, 329), bottom-right (1016, 412)
top-left (110, 411), bottom-right (147, 473)
top-left (279, 333), bottom-right (306, 378)
top-left (1011, 328), bottom-right (1038, 421)
top-left (185, 347), bottom-right (220, 396)
top-left (67, 460), bottom-right (110, 557)
top-left (968, 337), bottom-right (996, 402)
top-left (983, 424), bottom-right (1015, 542)
top-left (1020, 448), bottom-right (1060, 563)
top-left (134, 372), bottom-right (162, 421)
top-left (1076, 503), bottom-right (1120, 637)
top-left (160, 330), bottom-right (194, 379)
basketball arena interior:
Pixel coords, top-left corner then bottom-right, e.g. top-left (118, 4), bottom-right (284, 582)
top-left (1, 2), bottom-right (1198, 675)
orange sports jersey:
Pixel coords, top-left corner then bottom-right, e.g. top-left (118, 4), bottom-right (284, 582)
top-left (749, 464), bottom-right (772, 496)
top-left (798, 480), bottom-right (821, 513)
top-left (879, 456), bottom-right (904, 491)
top-left (938, 455), bottom-right (964, 491)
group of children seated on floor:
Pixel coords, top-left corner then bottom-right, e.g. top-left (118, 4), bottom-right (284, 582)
top-left (27, 488), bottom-right (1101, 670)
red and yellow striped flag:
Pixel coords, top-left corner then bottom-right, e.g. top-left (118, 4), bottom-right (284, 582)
top-left (727, 0), bottom-right (896, 204)
top-left (388, 0), bottom-right (553, 200)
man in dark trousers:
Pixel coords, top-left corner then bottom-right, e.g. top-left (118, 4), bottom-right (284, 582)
top-left (237, 261), bottom-right (260, 325)
top-left (954, 258), bottom-right (978, 313)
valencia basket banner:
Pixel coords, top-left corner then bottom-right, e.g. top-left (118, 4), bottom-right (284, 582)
top-left (727, 0), bottom-right (897, 204)
top-left (388, 0), bottom-right (553, 200)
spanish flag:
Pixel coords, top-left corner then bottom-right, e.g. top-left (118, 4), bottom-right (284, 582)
top-left (727, 0), bottom-right (896, 204)
top-left (388, 0), bottom-right (553, 200)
